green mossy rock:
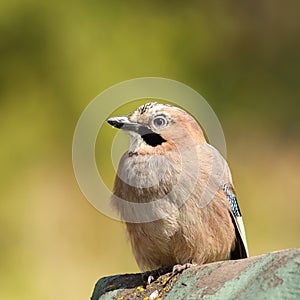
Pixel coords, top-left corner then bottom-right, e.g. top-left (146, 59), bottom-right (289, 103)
top-left (91, 248), bottom-right (300, 300)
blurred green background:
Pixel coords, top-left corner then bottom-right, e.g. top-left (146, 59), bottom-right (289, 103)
top-left (1, 1), bottom-right (299, 299)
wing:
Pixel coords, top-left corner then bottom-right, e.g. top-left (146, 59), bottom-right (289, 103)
top-left (198, 144), bottom-right (249, 258)
top-left (223, 183), bottom-right (249, 259)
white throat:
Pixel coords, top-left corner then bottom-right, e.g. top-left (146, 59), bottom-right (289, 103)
top-left (127, 131), bottom-right (148, 153)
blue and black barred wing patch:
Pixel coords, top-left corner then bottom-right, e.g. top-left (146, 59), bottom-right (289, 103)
top-left (222, 183), bottom-right (242, 217)
top-left (222, 183), bottom-right (249, 259)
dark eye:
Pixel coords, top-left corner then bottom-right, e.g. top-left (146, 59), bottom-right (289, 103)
top-left (153, 116), bottom-right (168, 128)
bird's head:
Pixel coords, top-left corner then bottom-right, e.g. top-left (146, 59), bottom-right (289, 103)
top-left (107, 102), bottom-right (206, 154)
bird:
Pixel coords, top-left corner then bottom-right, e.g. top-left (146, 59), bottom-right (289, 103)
top-left (106, 102), bottom-right (249, 272)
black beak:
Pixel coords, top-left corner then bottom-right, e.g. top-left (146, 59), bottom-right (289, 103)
top-left (106, 116), bottom-right (130, 129)
top-left (106, 116), bottom-right (166, 147)
top-left (106, 116), bottom-right (148, 133)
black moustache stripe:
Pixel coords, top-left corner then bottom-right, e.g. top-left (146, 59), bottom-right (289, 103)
top-left (137, 126), bottom-right (166, 147)
top-left (141, 133), bottom-right (166, 146)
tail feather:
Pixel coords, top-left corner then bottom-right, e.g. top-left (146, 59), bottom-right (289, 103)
top-left (229, 213), bottom-right (249, 259)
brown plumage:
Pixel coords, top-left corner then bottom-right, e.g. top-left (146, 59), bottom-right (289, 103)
top-left (107, 102), bottom-right (248, 271)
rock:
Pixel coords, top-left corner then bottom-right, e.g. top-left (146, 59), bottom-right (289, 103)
top-left (91, 248), bottom-right (300, 300)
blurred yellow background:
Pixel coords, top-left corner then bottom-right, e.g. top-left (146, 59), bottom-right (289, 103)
top-left (0, 1), bottom-right (299, 299)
